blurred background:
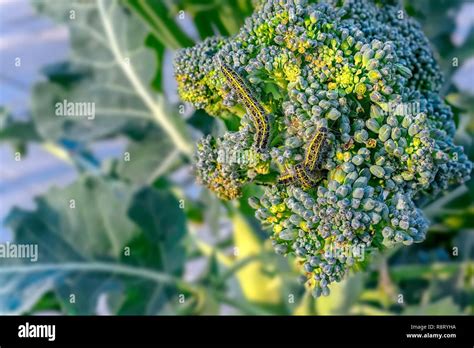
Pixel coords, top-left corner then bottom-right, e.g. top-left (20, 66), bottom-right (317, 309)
top-left (0, 0), bottom-right (473, 315)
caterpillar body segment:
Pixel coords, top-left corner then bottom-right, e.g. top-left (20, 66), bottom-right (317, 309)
top-left (304, 126), bottom-right (329, 172)
top-left (278, 169), bottom-right (298, 186)
top-left (251, 112), bottom-right (270, 153)
top-left (219, 62), bottom-right (270, 152)
top-left (295, 163), bottom-right (323, 189)
top-left (278, 164), bottom-right (323, 189)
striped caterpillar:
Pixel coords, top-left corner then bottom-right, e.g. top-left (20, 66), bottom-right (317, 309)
top-left (278, 163), bottom-right (324, 189)
top-left (219, 61), bottom-right (270, 153)
top-left (303, 126), bottom-right (329, 172)
top-left (278, 127), bottom-right (329, 189)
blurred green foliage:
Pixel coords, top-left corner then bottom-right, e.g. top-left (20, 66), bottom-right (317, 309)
top-left (0, 0), bottom-right (472, 315)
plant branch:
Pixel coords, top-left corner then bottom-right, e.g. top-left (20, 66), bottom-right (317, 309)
top-left (0, 261), bottom-right (195, 293)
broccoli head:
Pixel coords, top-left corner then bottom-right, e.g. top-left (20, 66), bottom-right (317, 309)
top-left (174, 0), bottom-right (472, 297)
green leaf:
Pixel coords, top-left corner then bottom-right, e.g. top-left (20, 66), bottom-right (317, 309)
top-left (122, 186), bottom-right (188, 314)
top-left (124, 0), bottom-right (194, 49)
top-left (144, 34), bottom-right (165, 92)
top-left (27, 292), bottom-right (62, 314)
top-left (0, 176), bottom-right (188, 314)
top-left (116, 126), bottom-right (181, 185)
top-left (194, 12), bottom-right (217, 39)
top-left (127, 187), bottom-right (187, 274)
top-left (187, 109), bottom-right (215, 135)
top-left (263, 82), bottom-right (283, 99)
top-left (41, 61), bottom-right (91, 88)
top-left (0, 107), bottom-right (41, 153)
top-left (215, 2), bottom-right (248, 35)
top-left (179, 0), bottom-right (253, 37)
top-left (180, 0), bottom-right (217, 14)
top-left (31, 0), bottom-right (193, 154)
top-left (31, 80), bottom-right (139, 143)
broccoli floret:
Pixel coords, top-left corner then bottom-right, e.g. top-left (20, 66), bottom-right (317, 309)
top-left (175, 0), bottom-right (472, 297)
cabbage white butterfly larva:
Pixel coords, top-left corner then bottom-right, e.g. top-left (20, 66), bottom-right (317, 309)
top-left (278, 163), bottom-right (323, 189)
top-left (304, 126), bottom-right (329, 172)
top-left (219, 61), bottom-right (270, 152)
